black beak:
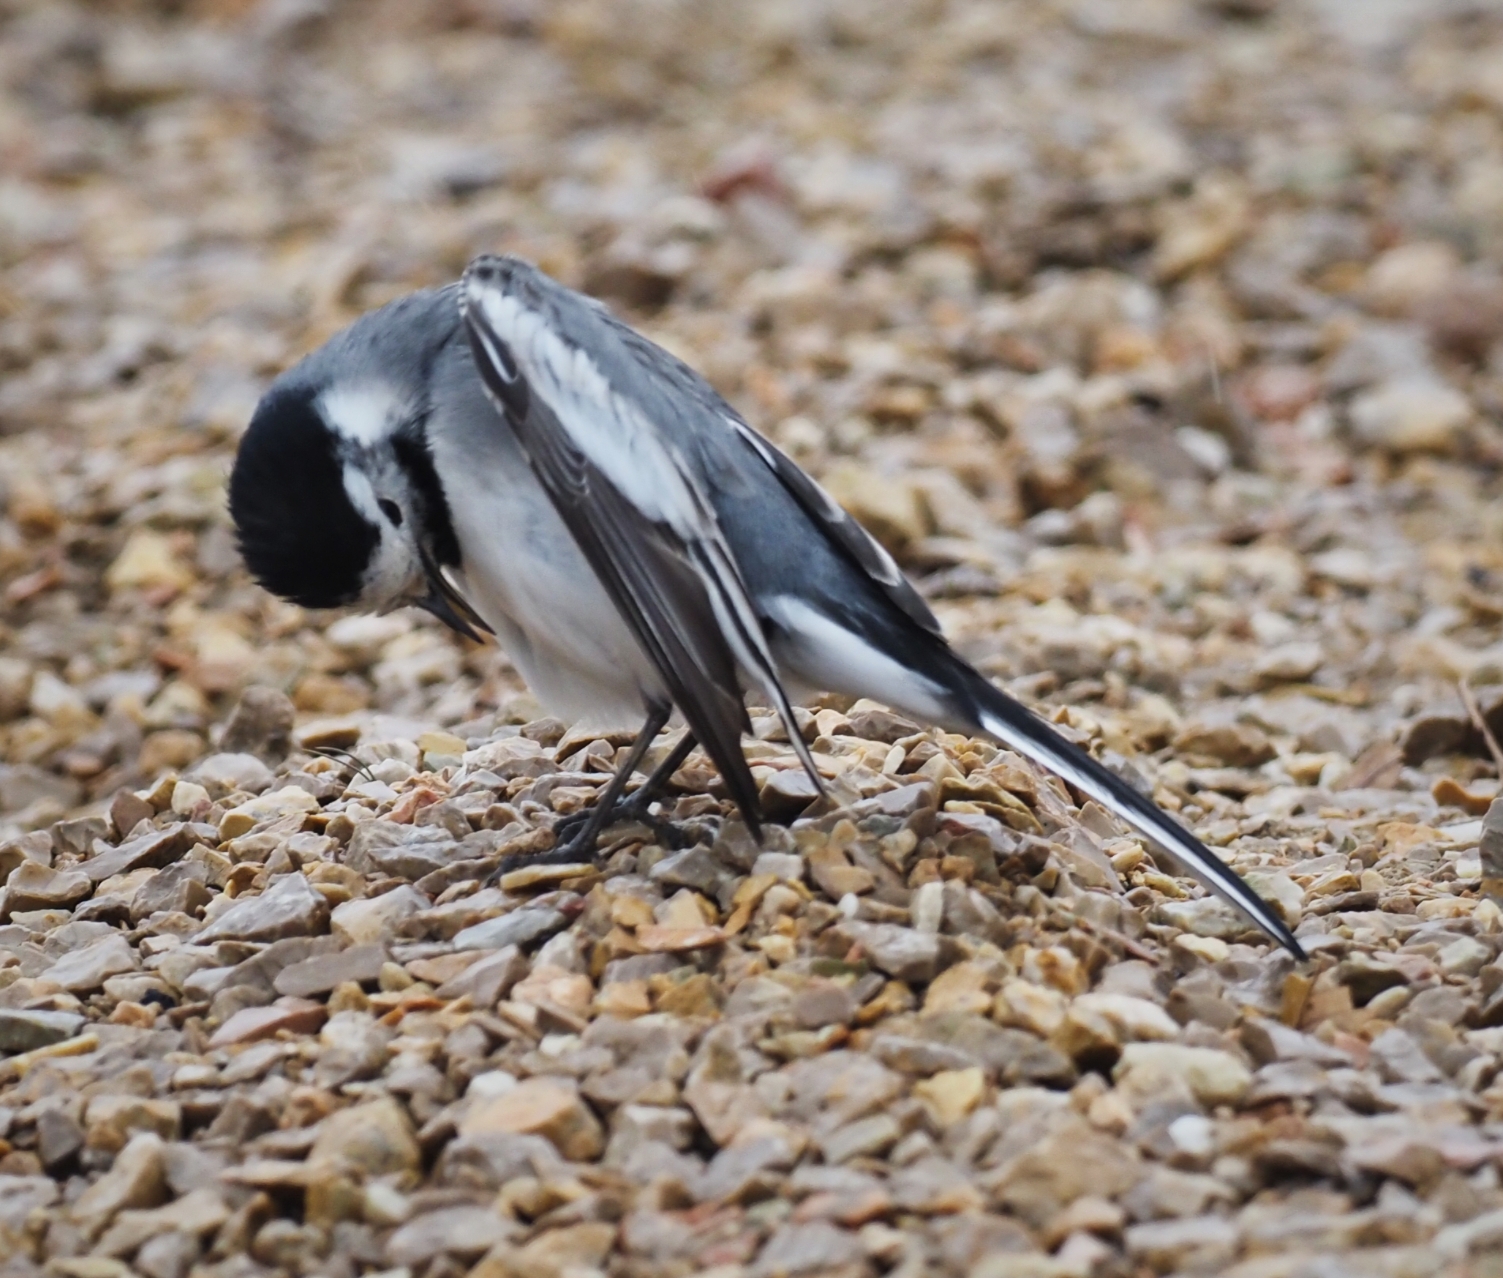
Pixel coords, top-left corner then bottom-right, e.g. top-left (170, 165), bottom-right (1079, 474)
top-left (415, 549), bottom-right (492, 644)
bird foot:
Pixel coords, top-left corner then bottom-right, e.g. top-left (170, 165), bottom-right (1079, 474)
top-left (486, 791), bottom-right (689, 884)
top-left (550, 791), bottom-right (690, 853)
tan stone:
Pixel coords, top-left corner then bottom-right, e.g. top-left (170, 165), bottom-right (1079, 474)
top-left (460, 1077), bottom-right (604, 1161)
top-left (84, 1095), bottom-right (182, 1154)
top-left (994, 979), bottom-right (1067, 1037)
top-left (653, 971), bottom-right (723, 1018)
top-left (209, 998), bottom-right (327, 1048)
top-left (635, 923), bottom-right (726, 952)
top-left (922, 961), bottom-right (994, 1016)
top-left (216, 785), bottom-right (320, 840)
top-left (912, 1067), bottom-right (985, 1127)
top-left (470, 1220), bottom-right (616, 1278)
top-left (1114, 1044), bottom-right (1252, 1107)
top-left (2, 861), bottom-right (92, 915)
top-left (308, 1096), bottom-right (421, 1178)
top-left (69, 1132), bottom-right (168, 1240)
top-left (331, 884), bottom-right (427, 946)
top-left (106, 530), bottom-right (193, 593)
top-left (510, 965), bottom-right (593, 1016)
top-left (94, 1187), bottom-right (229, 1258)
top-left (609, 894), bottom-right (656, 929)
top-left (993, 1119), bottom-right (1142, 1229)
top-left (594, 979), bottom-right (651, 1018)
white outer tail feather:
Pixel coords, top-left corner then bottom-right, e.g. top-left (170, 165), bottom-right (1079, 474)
top-left (976, 707), bottom-right (1302, 957)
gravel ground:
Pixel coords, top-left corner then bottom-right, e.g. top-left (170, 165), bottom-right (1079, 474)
top-left (5, 1), bottom-right (1503, 1276)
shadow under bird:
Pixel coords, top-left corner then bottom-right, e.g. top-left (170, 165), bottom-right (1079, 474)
top-left (228, 253), bottom-right (1305, 960)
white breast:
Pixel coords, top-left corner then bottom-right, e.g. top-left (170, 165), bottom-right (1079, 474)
top-left (430, 423), bottom-right (661, 730)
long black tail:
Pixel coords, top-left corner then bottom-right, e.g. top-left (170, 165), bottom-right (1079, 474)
top-left (932, 653), bottom-right (1305, 959)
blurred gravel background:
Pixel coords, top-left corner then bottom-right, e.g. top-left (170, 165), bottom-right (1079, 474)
top-left (6, 2), bottom-right (1503, 1276)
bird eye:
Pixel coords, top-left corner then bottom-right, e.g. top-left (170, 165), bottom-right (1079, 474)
top-left (378, 499), bottom-right (403, 527)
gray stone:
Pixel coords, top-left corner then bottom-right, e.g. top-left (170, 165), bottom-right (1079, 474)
top-left (453, 907), bottom-right (567, 951)
top-left (1325, 322), bottom-right (1432, 395)
top-left (434, 1131), bottom-right (569, 1192)
top-left (609, 1104), bottom-right (697, 1153)
top-left (42, 932), bottom-right (138, 992)
top-left (0, 765), bottom-right (80, 814)
top-left (0, 1008), bottom-right (85, 1052)
top-left (941, 881), bottom-right (1007, 941)
top-left (37, 1108), bottom-right (84, 1172)
top-left (751, 852), bottom-right (804, 881)
top-left (1434, 1207), bottom-right (1503, 1261)
top-left (696, 1133), bottom-right (799, 1204)
top-left (1240, 1017), bottom-right (1353, 1068)
top-left (187, 752), bottom-right (276, 797)
top-left (108, 790), bottom-right (155, 841)
top-left (920, 1014), bottom-right (1076, 1087)
top-left (331, 885), bottom-right (429, 945)
top-left (135, 1227), bottom-right (203, 1278)
top-left (843, 920), bottom-right (960, 983)
top-left (0, 841), bottom-right (29, 887)
top-left (84, 824), bottom-right (194, 885)
top-left (1124, 1215), bottom-right (1239, 1273)
top-left (1483, 797), bottom-right (1503, 882)
top-left (345, 821), bottom-right (461, 881)
top-left (41, 919), bottom-right (116, 955)
top-left (818, 1113), bottom-right (902, 1163)
top-left (180, 963), bottom-right (236, 1003)
top-left (760, 768), bottom-right (820, 821)
top-left (274, 943), bottom-right (387, 997)
top-left (870, 1033), bottom-right (978, 1076)
top-left (1350, 377), bottom-right (1471, 454)
top-left (131, 861), bottom-right (212, 924)
top-left (649, 846), bottom-right (734, 899)
top-left (315, 1010), bottom-right (394, 1088)
top-left (890, 1154), bottom-right (983, 1213)
top-left (196, 872), bottom-right (329, 943)
top-left (68, 1131), bottom-right (168, 1240)
top-left (1338, 952), bottom-right (1410, 1006)
top-left (219, 686), bottom-right (295, 761)
top-left (792, 983), bottom-right (857, 1029)
top-left (436, 946), bottom-right (528, 1005)
top-left (2, 861), bottom-right (92, 914)
top-left (1245, 1059), bottom-right (1331, 1105)
top-left (754, 1221), bottom-right (863, 1276)
top-left (778, 1050), bottom-right (905, 1132)
top-left (1155, 895), bottom-right (1249, 940)
top-left (847, 706), bottom-right (922, 742)
top-left (1369, 1027), bottom-right (1444, 1085)
top-left (198, 936), bottom-right (343, 1003)
top-left (50, 816), bottom-right (110, 859)
top-left (383, 1204), bottom-right (515, 1267)
top-left (0, 1175), bottom-right (59, 1233)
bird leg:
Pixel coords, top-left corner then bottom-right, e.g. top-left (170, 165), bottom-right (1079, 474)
top-left (491, 706), bottom-right (695, 879)
top-left (550, 726), bottom-right (698, 850)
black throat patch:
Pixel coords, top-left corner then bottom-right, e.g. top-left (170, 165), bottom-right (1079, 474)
top-left (229, 384), bottom-right (380, 609)
top-left (391, 426), bottom-right (462, 569)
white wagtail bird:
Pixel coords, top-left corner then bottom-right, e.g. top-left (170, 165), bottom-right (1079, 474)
top-left (228, 254), bottom-right (1303, 959)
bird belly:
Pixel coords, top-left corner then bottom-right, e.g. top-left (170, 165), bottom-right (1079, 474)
top-left (443, 469), bottom-right (661, 728)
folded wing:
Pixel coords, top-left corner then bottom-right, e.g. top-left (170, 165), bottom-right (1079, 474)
top-left (461, 256), bottom-right (823, 832)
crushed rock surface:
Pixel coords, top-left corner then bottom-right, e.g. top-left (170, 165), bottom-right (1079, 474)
top-left (5, 2), bottom-right (1503, 1277)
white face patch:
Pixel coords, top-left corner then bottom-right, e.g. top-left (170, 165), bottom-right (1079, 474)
top-left (319, 384), bottom-right (405, 447)
top-left (342, 463), bottom-right (418, 604)
top-left (341, 463), bottom-right (383, 525)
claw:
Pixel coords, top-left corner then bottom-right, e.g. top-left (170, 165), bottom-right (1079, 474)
top-left (485, 793), bottom-right (690, 887)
